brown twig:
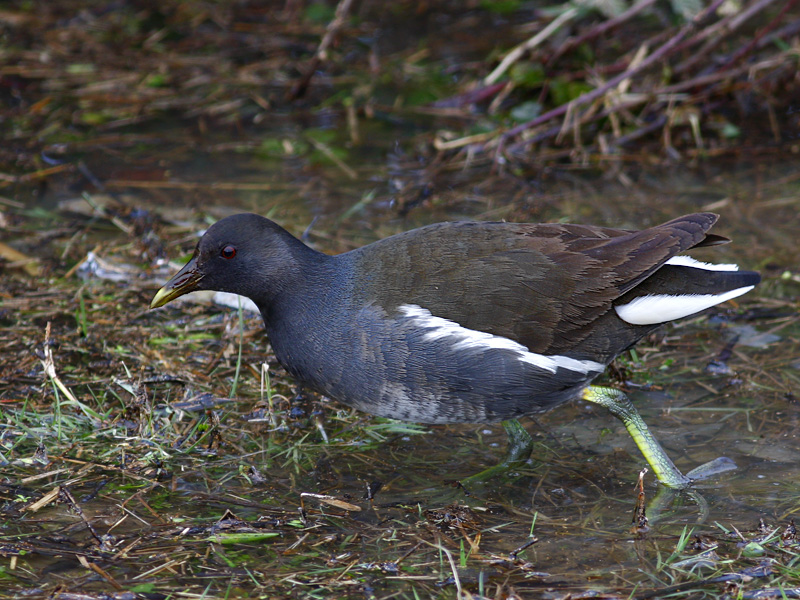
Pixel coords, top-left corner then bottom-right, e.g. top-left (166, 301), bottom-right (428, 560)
top-left (718, 0), bottom-right (800, 72)
top-left (288, 0), bottom-right (355, 100)
top-left (41, 322), bottom-right (80, 406)
top-left (662, 52), bottom-right (794, 94)
top-left (497, 48), bottom-right (785, 161)
top-left (673, 0), bottom-right (783, 75)
top-left (484, 6), bottom-right (579, 85)
top-left (503, 48), bottom-right (789, 158)
top-left (499, 0), bottom-right (729, 157)
top-left (546, 0), bottom-right (659, 67)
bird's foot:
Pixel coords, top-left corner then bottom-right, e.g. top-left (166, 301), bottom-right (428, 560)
top-left (461, 419), bottom-right (533, 483)
top-left (684, 456), bottom-right (737, 481)
top-left (583, 386), bottom-right (736, 489)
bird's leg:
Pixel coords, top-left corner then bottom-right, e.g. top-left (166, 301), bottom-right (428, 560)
top-left (462, 419), bottom-right (534, 483)
top-left (583, 386), bottom-right (736, 488)
top-left (501, 419), bottom-right (535, 467)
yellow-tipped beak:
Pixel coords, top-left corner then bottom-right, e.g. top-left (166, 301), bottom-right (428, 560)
top-left (150, 257), bottom-right (203, 309)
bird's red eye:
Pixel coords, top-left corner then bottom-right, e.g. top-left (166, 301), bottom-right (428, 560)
top-left (221, 245), bottom-right (236, 259)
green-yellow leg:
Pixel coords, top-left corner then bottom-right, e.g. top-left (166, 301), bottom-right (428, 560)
top-left (463, 419), bottom-right (534, 483)
top-left (583, 386), bottom-right (736, 488)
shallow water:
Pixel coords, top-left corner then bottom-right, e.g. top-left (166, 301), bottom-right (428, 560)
top-left (3, 5), bottom-right (800, 592)
top-left (4, 125), bottom-right (798, 596)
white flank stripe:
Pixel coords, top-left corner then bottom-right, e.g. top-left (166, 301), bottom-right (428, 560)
top-left (666, 255), bottom-right (740, 271)
top-left (398, 304), bottom-right (605, 375)
top-left (614, 285), bottom-right (755, 325)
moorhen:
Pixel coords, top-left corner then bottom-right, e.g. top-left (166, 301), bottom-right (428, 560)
top-left (151, 212), bottom-right (759, 487)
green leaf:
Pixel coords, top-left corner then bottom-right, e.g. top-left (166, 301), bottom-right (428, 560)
top-left (80, 112), bottom-right (112, 126)
top-left (509, 62), bottom-right (545, 88)
top-left (550, 77), bottom-right (592, 106)
top-left (742, 542), bottom-right (765, 557)
top-left (305, 2), bottom-right (335, 23)
top-left (144, 73), bottom-right (168, 88)
top-left (480, 0), bottom-right (521, 14)
top-left (207, 532), bottom-right (280, 545)
top-left (721, 123), bottom-right (741, 139)
top-left (510, 101), bottom-right (542, 123)
top-left (67, 63), bottom-right (95, 75)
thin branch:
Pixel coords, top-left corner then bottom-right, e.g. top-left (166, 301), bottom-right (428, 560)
top-left (673, 0), bottom-right (783, 75)
top-left (718, 0), bottom-right (799, 72)
top-left (484, 7), bottom-right (579, 85)
top-left (505, 52), bottom-right (789, 156)
top-left (547, 0), bottom-right (659, 66)
top-left (494, 0), bottom-right (728, 150)
top-left (288, 0), bottom-right (355, 100)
